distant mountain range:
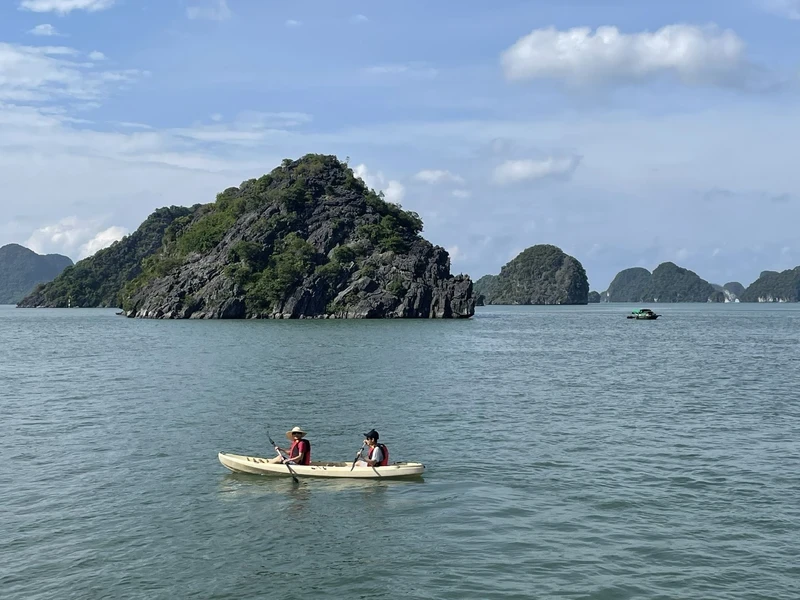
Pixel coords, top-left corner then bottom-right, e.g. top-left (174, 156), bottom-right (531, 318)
top-left (590, 263), bottom-right (799, 303)
top-left (0, 244), bottom-right (73, 304)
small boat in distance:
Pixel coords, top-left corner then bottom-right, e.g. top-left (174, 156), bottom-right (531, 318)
top-left (627, 308), bottom-right (660, 320)
top-left (218, 452), bottom-right (425, 479)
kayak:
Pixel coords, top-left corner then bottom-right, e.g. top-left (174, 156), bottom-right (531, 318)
top-left (218, 451), bottom-right (425, 479)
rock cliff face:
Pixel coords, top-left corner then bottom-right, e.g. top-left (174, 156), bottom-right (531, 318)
top-left (0, 244), bottom-right (73, 304)
top-left (473, 245), bottom-right (589, 305)
top-left (712, 282), bottom-right (745, 302)
top-left (588, 291), bottom-right (601, 303)
top-left (606, 262), bottom-right (723, 302)
top-left (723, 282), bottom-right (745, 299)
top-left (121, 154), bottom-right (473, 319)
top-left (18, 207), bottom-right (194, 308)
top-left (740, 267), bottom-right (800, 302)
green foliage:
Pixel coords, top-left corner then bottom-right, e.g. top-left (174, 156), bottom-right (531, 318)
top-left (177, 211), bottom-right (236, 255)
top-left (224, 263), bottom-right (253, 286)
top-left (245, 233), bottom-right (317, 308)
top-left (360, 262), bottom-right (377, 278)
top-left (228, 240), bottom-right (264, 265)
top-left (314, 260), bottom-right (345, 288)
top-left (332, 245), bottom-right (356, 263)
top-left (141, 254), bottom-right (183, 278)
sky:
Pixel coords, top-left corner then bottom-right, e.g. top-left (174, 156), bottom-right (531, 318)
top-left (1, 0), bottom-right (800, 290)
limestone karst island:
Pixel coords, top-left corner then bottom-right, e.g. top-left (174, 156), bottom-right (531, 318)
top-left (7, 155), bottom-right (800, 313)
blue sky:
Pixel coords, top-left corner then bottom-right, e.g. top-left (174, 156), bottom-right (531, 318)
top-left (1, 0), bottom-right (800, 290)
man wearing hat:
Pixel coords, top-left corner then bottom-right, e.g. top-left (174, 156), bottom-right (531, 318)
top-left (355, 429), bottom-right (388, 467)
top-left (268, 426), bottom-right (311, 465)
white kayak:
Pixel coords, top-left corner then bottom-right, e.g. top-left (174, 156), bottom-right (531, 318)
top-left (218, 452), bottom-right (425, 479)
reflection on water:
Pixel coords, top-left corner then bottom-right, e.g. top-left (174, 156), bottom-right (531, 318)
top-left (218, 472), bottom-right (424, 497)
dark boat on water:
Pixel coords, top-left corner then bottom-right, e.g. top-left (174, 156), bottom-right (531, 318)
top-left (627, 308), bottom-right (659, 320)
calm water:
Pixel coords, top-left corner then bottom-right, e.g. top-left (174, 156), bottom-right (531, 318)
top-left (1, 304), bottom-right (799, 599)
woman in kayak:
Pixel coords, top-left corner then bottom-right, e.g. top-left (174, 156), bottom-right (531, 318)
top-left (268, 426), bottom-right (311, 465)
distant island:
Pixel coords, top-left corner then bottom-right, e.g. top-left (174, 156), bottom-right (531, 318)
top-left (474, 244), bottom-right (589, 305)
top-left (0, 244), bottom-right (72, 304)
top-left (20, 154), bottom-right (474, 319)
top-left (604, 263), bottom-right (725, 303)
top-left (598, 262), bottom-right (797, 303)
top-left (739, 268), bottom-right (800, 302)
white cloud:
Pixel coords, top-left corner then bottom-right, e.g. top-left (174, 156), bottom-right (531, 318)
top-left (413, 169), bottom-right (464, 184)
top-left (88, 51), bottom-right (105, 61)
top-left (25, 217), bottom-right (127, 259)
top-left (446, 245), bottom-right (464, 261)
top-left (763, 0), bottom-right (800, 19)
top-left (285, 19), bottom-right (301, 27)
top-left (501, 24), bottom-right (749, 87)
top-left (492, 156), bottom-right (581, 185)
top-left (19, 0), bottom-right (115, 14)
top-left (350, 14), bottom-right (368, 24)
top-left (80, 225), bottom-right (127, 258)
top-left (0, 42), bottom-right (144, 102)
top-left (452, 189), bottom-right (471, 198)
top-left (210, 113), bottom-right (223, 122)
top-left (353, 163), bottom-right (405, 204)
top-left (28, 24), bottom-right (60, 36)
top-left (187, 0), bottom-right (231, 21)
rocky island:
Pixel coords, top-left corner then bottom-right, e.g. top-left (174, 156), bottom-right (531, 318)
top-left (605, 262), bottom-right (723, 302)
top-left (20, 154), bottom-right (474, 319)
top-left (474, 244), bottom-right (589, 305)
top-left (0, 244), bottom-right (73, 305)
top-left (740, 268), bottom-right (800, 302)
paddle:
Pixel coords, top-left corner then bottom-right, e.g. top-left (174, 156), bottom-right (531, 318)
top-left (267, 429), bottom-right (300, 484)
top-left (350, 442), bottom-right (367, 471)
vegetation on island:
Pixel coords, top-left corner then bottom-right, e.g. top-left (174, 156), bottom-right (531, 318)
top-left (740, 268), bottom-right (800, 302)
top-left (473, 244), bottom-right (589, 305)
top-left (605, 262), bottom-right (723, 302)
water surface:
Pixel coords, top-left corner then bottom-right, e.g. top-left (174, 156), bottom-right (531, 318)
top-left (1, 304), bottom-right (798, 599)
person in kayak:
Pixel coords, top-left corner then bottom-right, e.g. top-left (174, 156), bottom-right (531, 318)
top-left (355, 429), bottom-right (389, 467)
top-left (268, 426), bottom-right (311, 465)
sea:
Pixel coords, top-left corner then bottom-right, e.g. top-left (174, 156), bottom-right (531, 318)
top-left (1, 303), bottom-right (798, 599)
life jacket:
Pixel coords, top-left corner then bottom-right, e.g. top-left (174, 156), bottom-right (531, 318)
top-left (289, 439), bottom-right (311, 465)
top-left (368, 443), bottom-right (389, 467)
